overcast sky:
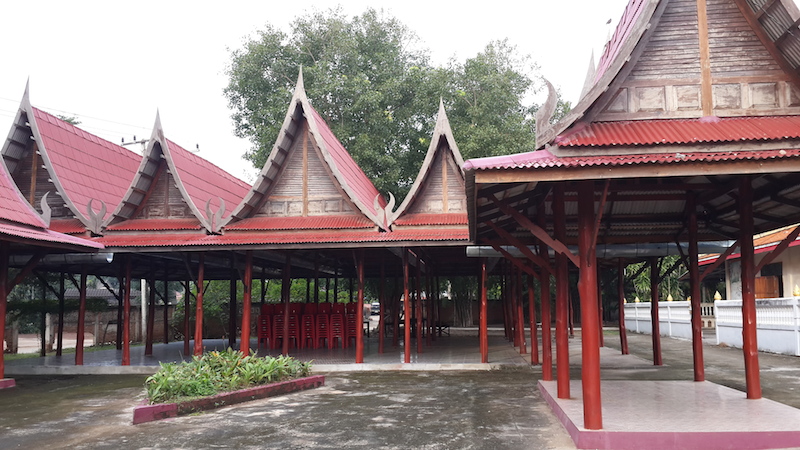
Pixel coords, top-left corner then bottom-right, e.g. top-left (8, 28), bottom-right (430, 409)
top-left (0, 0), bottom-right (629, 184)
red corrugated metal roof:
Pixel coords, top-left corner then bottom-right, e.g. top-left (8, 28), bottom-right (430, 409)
top-left (96, 228), bottom-right (469, 248)
top-left (464, 147), bottom-right (800, 171)
top-left (49, 218), bottom-right (87, 234)
top-left (104, 218), bottom-right (202, 231)
top-left (308, 106), bottom-right (385, 215)
top-left (33, 108), bottom-right (140, 220)
top-left (166, 139), bottom-right (250, 218)
top-left (393, 213), bottom-right (469, 226)
top-left (225, 215), bottom-right (376, 231)
top-left (0, 157), bottom-right (46, 228)
top-left (595, 0), bottom-right (646, 82)
top-left (0, 220), bottom-right (103, 249)
top-left (555, 116), bottom-right (800, 147)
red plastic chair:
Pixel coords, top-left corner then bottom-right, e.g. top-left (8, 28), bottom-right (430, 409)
top-left (315, 312), bottom-right (330, 349)
top-left (345, 302), bottom-right (358, 314)
top-left (332, 303), bottom-right (345, 315)
top-left (319, 303), bottom-right (332, 314)
top-left (272, 313), bottom-right (300, 350)
top-left (300, 313), bottom-right (316, 349)
top-left (257, 314), bottom-right (271, 349)
top-left (345, 312), bottom-right (359, 348)
top-left (329, 312), bottom-right (345, 349)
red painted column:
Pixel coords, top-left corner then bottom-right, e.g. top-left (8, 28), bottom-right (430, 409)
top-left (528, 274), bottom-right (539, 365)
top-left (480, 258), bottom-right (489, 363)
top-left (240, 251), bottom-right (253, 354)
top-left (281, 253), bottom-right (292, 356)
top-left (739, 177), bottom-right (762, 399)
top-left (183, 279), bottom-right (190, 356)
top-left (516, 267), bottom-right (527, 354)
top-left (356, 249), bottom-right (365, 363)
top-left (193, 253), bottom-right (205, 356)
top-left (553, 185), bottom-right (570, 398)
top-left (378, 262), bottom-right (385, 354)
top-left (687, 196), bottom-right (705, 381)
top-left (403, 249), bottom-right (411, 363)
top-left (0, 242), bottom-right (9, 379)
top-left (75, 266), bottom-right (88, 365)
top-left (577, 180), bottom-right (603, 430)
top-left (650, 258), bottom-right (663, 366)
top-left (617, 259), bottom-right (629, 355)
top-left (122, 257), bottom-right (132, 365)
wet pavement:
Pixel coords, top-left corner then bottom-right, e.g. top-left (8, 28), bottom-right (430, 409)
top-left (2, 329), bottom-right (800, 449)
top-left (0, 370), bottom-right (574, 450)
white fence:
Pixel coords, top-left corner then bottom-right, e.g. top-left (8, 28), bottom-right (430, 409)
top-left (715, 297), bottom-right (800, 356)
top-left (624, 301), bottom-right (693, 339)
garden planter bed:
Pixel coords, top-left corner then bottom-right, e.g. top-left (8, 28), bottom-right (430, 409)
top-left (133, 375), bottom-right (324, 424)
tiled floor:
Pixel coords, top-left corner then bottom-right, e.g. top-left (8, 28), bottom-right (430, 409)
top-left (5, 328), bottom-right (528, 368)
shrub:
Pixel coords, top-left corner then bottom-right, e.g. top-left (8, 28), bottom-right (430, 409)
top-left (145, 348), bottom-right (312, 404)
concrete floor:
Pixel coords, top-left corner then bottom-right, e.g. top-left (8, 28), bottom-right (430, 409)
top-left (3, 329), bottom-right (800, 449)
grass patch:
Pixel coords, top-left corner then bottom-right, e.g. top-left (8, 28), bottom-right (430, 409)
top-left (145, 348), bottom-right (311, 404)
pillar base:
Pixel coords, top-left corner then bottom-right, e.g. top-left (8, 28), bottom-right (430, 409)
top-left (0, 378), bottom-right (16, 389)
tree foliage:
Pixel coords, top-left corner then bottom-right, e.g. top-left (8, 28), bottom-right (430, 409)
top-left (225, 8), bottom-right (565, 199)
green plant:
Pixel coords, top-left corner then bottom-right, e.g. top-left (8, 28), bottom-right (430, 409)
top-left (144, 348), bottom-right (312, 404)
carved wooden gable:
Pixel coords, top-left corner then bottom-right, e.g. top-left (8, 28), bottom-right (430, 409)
top-left (407, 141), bottom-right (466, 215)
top-left (595, 0), bottom-right (800, 121)
top-left (131, 157), bottom-right (193, 220)
top-left (255, 122), bottom-right (355, 217)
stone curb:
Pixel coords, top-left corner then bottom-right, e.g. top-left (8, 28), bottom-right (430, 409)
top-left (132, 375), bottom-right (325, 425)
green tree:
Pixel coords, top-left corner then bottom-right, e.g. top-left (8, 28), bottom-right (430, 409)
top-left (224, 8), bottom-right (566, 200)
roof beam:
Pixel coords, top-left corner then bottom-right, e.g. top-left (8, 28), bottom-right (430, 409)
top-left (755, 225), bottom-right (800, 274)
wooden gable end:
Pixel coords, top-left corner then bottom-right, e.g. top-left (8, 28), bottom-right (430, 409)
top-left (594, 0), bottom-right (800, 121)
top-left (131, 159), bottom-right (194, 220)
top-left (3, 113), bottom-right (72, 219)
top-left (255, 123), bottom-right (355, 217)
top-left (407, 141), bottom-right (466, 215)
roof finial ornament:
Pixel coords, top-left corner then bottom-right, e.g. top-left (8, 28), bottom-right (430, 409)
top-left (86, 198), bottom-right (107, 235)
top-left (535, 78), bottom-right (558, 146)
top-left (40, 192), bottom-right (52, 226)
top-left (580, 50), bottom-right (596, 100)
top-left (205, 197), bottom-right (226, 234)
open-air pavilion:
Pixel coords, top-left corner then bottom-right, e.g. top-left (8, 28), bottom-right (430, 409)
top-left (4, 0), bottom-right (800, 447)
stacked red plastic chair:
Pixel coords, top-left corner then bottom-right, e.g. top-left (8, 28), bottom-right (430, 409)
top-left (329, 303), bottom-right (346, 349)
top-left (345, 302), bottom-right (359, 348)
top-left (316, 302), bottom-right (332, 349)
top-left (258, 303), bottom-right (274, 349)
top-left (300, 303), bottom-right (318, 349)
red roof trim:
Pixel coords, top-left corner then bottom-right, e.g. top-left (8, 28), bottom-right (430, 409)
top-left (225, 215), bottom-right (375, 231)
top-left (104, 218), bottom-right (203, 231)
top-left (464, 147), bottom-right (800, 171)
top-left (554, 116), bottom-right (800, 148)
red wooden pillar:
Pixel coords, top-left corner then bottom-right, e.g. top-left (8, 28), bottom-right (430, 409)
top-left (617, 259), bottom-right (629, 355)
top-left (378, 261), bottom-right (385, 354)
top-left (281, 253), bottom-right (292, 356)
top-left (193, 253), bottom-right (205, 356)
top-left (0, 242), bottom-right (9, 380)
top-left (75, 266), bottom-right (88, 365)
top-left (480, 258), bottom-right (488, 363)
top-left (650, 257), bottom-right (663, 366)
top-left (122, 257), bottom-right (132, 365)
top-left (415, 258), bottom-right (423, 354)
top-left (515, 267), bottom-right (527, 354)
top-left (356, 249), bottom-right (365, 363)
top-left (183, 279), bottom-right (190, 356)
top-left (240, 251), bottom-right (253, 354)
top-left (577, 180), bottom-right (602, 430)
top-left (687, 196), bottom-right (704, 381)
top-left (528, 274), bottom-right (539, 365)
top-left (403, 249), bottom-right (411, 363)
top-left (739, 177), bottom-right (762, 399)
top-left (554, 185), bottom-right (570, 398)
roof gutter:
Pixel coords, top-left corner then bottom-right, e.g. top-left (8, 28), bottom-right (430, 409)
top-left (9, 252), bottom-right (115, 267)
